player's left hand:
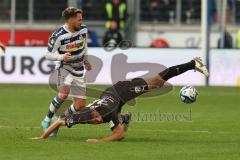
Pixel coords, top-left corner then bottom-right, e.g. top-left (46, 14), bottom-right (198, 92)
top-left (86, 138), bottom-right (101, 143)
top-left (84, 60), bottom-right (92, 71)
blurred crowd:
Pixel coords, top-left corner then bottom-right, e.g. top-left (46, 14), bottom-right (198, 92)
top-left (82, 0), bottom-right (126, 47)
top-left (1, 0), bottom-right (240, 48)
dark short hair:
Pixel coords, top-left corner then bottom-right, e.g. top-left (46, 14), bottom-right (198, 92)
top-left (62, 7), bottom-right (83, 20)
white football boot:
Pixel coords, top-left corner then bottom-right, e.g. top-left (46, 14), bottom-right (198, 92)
top-left (193, 57), bottom-right (209, 77)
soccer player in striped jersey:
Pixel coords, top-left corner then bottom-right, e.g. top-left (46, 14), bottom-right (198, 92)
top-left (41, 7), bottom-right (92, 134)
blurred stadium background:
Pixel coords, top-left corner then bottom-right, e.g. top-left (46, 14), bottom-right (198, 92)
top-left (0, 0), bottom-right (240, 160)
top-left (0, 0), bottom-right (240, 86)
top-left (1, 0), bottom-right (240, 48)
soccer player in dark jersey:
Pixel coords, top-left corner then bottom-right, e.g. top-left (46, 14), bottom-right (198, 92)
top-left (33, 57), bottom-right (208, 142)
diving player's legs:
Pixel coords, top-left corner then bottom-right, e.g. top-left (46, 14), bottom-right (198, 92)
top-left (114, 58), bottom-right (208, 108)
top-left (146, 57), bottom-right (209, 90)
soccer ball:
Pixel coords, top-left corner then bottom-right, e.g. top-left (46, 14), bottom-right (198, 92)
top-left (179, 86), bottom-right (198, 104)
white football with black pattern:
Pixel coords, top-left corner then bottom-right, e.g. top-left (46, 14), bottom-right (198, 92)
top-left (179, 86), bottom-right (198, 104)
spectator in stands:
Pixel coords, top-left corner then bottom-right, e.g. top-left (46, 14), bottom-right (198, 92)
top-left (77, 0), bottom-right (104, 20)
top-left (105, 0), bottom-right (127, 30)
top-left (148, 0), bottom-right (159, 21)
top-left (217, 29), bottom-right (233, 48)
top-left (147, 0), bottom-right (175, 22)
top-left (87, 29), bottom-right (99, 47)
top-left (102, 21), bottom-right (123, 47)
top-left (235, 0), bottom-right (240, 23)
top-left (0, 41), bottom-right (6, 53)
top-left (77, 0), bottom-right (99, 11)
top-left (209, 0), bottom-right (216, 24)
top-left (236, 29), bottom-right (240, 48)
top-left (0, 0), bottom-right (10, 20)
top-left (226, 0), bottom-right (233, 23)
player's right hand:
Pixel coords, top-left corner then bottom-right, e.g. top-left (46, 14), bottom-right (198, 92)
top-left (63, 52), bottom-right (72, 61)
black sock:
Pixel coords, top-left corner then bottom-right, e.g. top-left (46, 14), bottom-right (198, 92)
top-left (47, 110), bottom-right (54, 119)
top-left (159, 60), bottom-right (195, 81)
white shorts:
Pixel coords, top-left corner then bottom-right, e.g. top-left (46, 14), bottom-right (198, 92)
top-left (50, 68), bottom-right (86, 99)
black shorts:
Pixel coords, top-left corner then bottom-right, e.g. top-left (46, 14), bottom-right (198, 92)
top-left (100, 78), bottom-right (149, 106)
top-left (65, 95), bottom-right (121, 129)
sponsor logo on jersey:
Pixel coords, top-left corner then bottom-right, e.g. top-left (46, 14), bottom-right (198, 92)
top-left (134, 86), bottom-right (142, 93)
top-left (133, 85), bottom-right (148, 93)
top-left (66, 42), bottom-right (84, 51)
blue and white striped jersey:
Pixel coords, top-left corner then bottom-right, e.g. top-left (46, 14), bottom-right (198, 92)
top-left (46, 24), bottom-right (88, 76)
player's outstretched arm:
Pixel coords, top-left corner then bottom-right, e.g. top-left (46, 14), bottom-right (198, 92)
top-left (86, 124), bottom-right (125, 142)
top-left (32, 119), bottom-right (65, 140)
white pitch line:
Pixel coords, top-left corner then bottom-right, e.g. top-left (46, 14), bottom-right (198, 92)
top-left (0, 125), bottom-right (238, 135)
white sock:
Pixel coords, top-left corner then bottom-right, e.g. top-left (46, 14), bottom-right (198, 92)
top-left (70, 104), bottom-right (77, 113)
top-left (44, 103), bottom-right (57, 122)
top-left (44, 116), bottom-right (51, 122)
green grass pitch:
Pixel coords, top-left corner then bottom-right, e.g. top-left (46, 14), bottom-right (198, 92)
top-left (0, 84), bottom-right (240, 160)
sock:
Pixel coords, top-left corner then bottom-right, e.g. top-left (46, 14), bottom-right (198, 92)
top-left (159, 60), bottom-right (195, 81)
top-left (70, 105), bottom-right (77, 113)
top-left (44, 96), bottom-right (64, 122)
top-left (61, 104), bottom-right (77, 118)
